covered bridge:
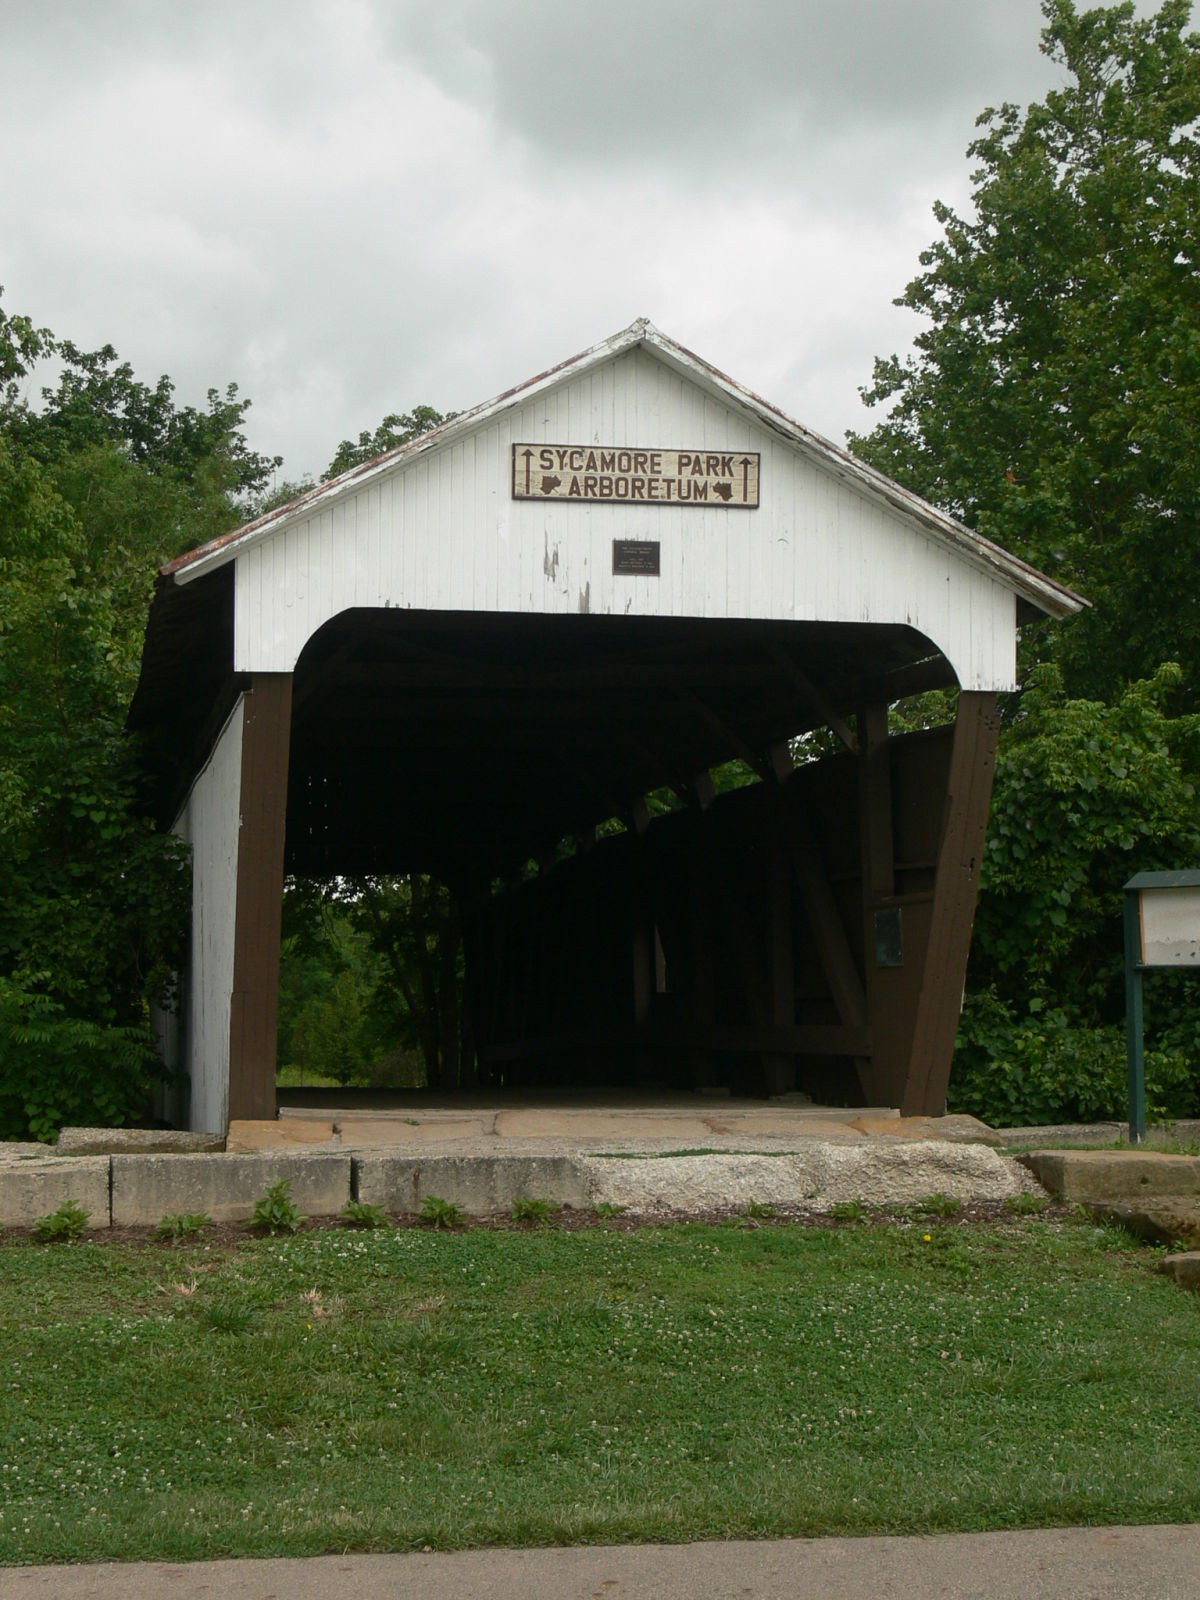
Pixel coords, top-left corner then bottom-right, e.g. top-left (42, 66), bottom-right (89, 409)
top-left (129, 320), bottom-right (1081, 1134)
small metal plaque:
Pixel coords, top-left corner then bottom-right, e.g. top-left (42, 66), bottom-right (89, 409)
top-left (874, 907), bottom-right (903, 968)
top-left (613, 539), bottom-right (660, 576)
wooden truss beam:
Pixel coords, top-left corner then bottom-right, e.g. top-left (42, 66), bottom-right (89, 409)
top-left (764, 643), bottom-right (858, 752)
top-left (903, 691), bottom-right (1001, 1114)
top-left (768, 784), bottom-right (868, 1030)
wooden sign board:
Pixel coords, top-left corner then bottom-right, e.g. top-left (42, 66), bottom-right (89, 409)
top-left (512, 445), bottom-right (759, 508)
top-left (1138, 885), bottom-right (1200, 966)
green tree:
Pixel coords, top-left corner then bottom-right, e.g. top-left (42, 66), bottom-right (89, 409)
top-left (0, 292), bottom-right (279, 1139)
top-left (851, 3), bottom-right (1200, 1120)
top-left (0, 434), bottom-right (189, 1138)
top-left (275, 875), bottom-right (468, 1090)
top-left (946, 666), bottom-right (1200, 1126)
top-left (350, 875), bottom-right (470, 1091)
top-left (851, 0), bottom-right (1200, 706)
top-left (970, 663), bottom-right (1200, 1003)
top-left (323, 405), bottom-right (447, 480)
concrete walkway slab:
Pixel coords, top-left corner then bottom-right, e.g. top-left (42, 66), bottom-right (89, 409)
top-left (337, 1116), bottom-right (490, 1146)
top-left (0, 1101), bottom-right (1024, 1228)
top-left (4, 1524), bottom-right (1199, 1599)
top-left (355, 1153), bottom-right (592, 1214)
top-left (584, 1138), bottom-right (1029, 1214)
top-left (0, 1155), bottom-right (110, 1230)
top-left (1160, 1252), bottom-right (1200, 1289)
top-left (1087, 1199), bottom-right (1200, 1249)
top-left (56, 1128), bottom-right (224, 1156)
top-left (850, 1113), bottom-right (1004, 1144)
top-left (493, 1110), bottom-right (716, 1142)
top-left (1022, 1149), bottom-right (1200, 1203)
top-left (702, 1111), bottom-right (852, 1137)
top-left (226, 1120), bottom-right (337, 1152)
top-left (111, 1152), bottom-right (351, 1225)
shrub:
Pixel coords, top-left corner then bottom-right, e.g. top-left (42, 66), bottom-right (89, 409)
top-left (510, 1194), bottom-right (557, 1224)
top-left (154, 1211), bottom-right (211, 1243)
top-left (829, 1199), bottom-right (868, 1222)
top-left (0, 978), bottom-right (167, 1145)
top-left (949, 669), bottom-right (1200, 1129)
top-left (949, 995), bottom-right (1200, 1128)
top-left (742, 1200), bottom-right (778, 1220)
top-left (34, 1201), bottom-right (89, 1242)
top-left (419, 1194), bottom-right (464, 1229)
top-left (916, 1192), bottom-right (962, 1218)
top-left (251, 1179), bottom-right (305, 1235)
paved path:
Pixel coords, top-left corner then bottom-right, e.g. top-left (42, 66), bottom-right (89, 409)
top-left (4, 1526), bottom-right (1199, 1599)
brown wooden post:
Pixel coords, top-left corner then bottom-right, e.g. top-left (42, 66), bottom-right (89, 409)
top-left (902, 691), bottom-right (1001, 1114)
top-left (227, 673), bottom-right (293, 1123)
top-left (857, 703), bottom-right (894, 901)
top-left (769, 784), bottom-right (868, 1031)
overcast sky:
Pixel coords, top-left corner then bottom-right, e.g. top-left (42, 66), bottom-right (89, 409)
top-left (0, 1), bottom-right (1167, 486)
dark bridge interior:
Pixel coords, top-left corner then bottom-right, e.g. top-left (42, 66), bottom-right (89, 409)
top-left (284, 607), bottom-right (953, 883)
top-left (132, 579), bottom-right (995, 1114)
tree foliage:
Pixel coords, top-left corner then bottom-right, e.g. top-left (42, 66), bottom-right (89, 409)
top-left (323, 405), bottom-right (448, 481)
top-left (276, 875), bottom-right (470, 1091)
top-left (852, 0), bottom-right (1200, 705)
top-left (947, 665), bottom-right (1200, 1122)
top-left (852, 2), bottom-right (1200, 1121)
top-left (0, 291), bottom-right (277, 1139)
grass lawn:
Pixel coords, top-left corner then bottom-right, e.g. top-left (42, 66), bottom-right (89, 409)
top-left (2, 1213), bottom-right (1199, 1564)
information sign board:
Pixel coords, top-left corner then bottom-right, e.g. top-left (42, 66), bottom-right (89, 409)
top-left (512, 445), bottom-right (759, 508)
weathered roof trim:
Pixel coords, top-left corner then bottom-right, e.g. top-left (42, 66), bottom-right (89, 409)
top-left (166, 318), bottom-right (1084, 620)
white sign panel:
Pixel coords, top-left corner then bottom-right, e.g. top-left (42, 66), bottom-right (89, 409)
top-left (512, 445), bottom-right (760, 508)
top-left (1139, 886), bottom-right (1200, 966)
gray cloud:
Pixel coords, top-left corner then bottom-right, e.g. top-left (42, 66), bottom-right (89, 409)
top-left (382, 1), bottom-right (1061, 176)
top-left (0, 0), bottom-right (1169, 486)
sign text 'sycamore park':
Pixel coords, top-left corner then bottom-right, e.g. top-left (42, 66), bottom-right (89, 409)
top-left (512, 445), bottom-right (760, 508)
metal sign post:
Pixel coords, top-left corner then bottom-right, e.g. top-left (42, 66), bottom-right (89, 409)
top-left (1123, 871), bottom-right (1200, 1145)
top-left (1122, 887), bottom-right (1147, 1144)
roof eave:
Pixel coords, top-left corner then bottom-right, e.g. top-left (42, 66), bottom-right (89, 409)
top-left (165, 319), bottom-right (652, 586)
top-left (165, 316), bottom-right (1086, 620)
top-left (636, 326), bottom-right (1085, 621)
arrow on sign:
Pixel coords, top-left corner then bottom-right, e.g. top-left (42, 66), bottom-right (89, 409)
top-left (520, 449), bottom-right (534, 494)
top-left (738, 456), bottom-right (754, 501)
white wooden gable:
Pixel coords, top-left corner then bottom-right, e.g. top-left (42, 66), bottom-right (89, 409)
top-left (170, 322), bottom-right (1080, 691)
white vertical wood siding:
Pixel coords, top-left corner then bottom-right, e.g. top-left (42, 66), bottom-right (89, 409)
top-left (172, 698), bottom-right (244, 1134)
top-left (233, 346), bottom-right (1017, 689)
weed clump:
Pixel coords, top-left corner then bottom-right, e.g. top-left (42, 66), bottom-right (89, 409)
top-left (917, 1193), bottom-right (962, 1219)
top-left (340, 1200), bottom-right (390, 1230)
top-left (252, 1179), bottom-right (305, 1235)
top-left (420, 1194), bottom-right (465, 1229)
top-left (511, 1194), bottom-right (557, 1225)
top-left (34, 1202), bottom-right (89, 1242)
top-left (154, 1211), bottom-right (212, 1243)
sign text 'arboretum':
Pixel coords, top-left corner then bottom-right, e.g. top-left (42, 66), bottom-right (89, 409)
top-left (512, 445), bottom-right (760, 508)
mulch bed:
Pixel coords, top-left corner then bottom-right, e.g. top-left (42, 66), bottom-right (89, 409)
top-left (0, 1198), bottom-right (1074, 1249)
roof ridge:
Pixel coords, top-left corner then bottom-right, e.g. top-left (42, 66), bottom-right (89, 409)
top-left (164, 319), bottom-right (1084, 620)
